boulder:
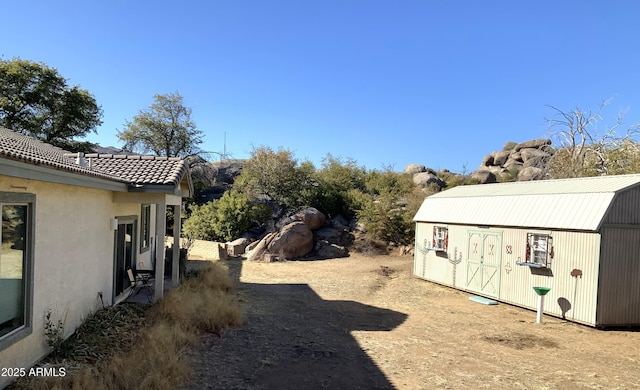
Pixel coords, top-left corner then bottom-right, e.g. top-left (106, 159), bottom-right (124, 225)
top-left (503, 158), bottom-right (523, 170)
top-left (226, 237), bottom-right (250, 256)
top-left (315, 226), bottom-right (353, 247)
top-left (518, 166), bottom-right (544, 181)
top-left (404, 164), bottom-right (426, 175)
top-left (520, 148), bottom-right (551, 163)
top-left (298, 207), bottom-right (326, 230)
top-left (210, 159), bottom-right (246, 185)
top-left (493, 150), bottom-right (511, 166)
top-left (481, 154), bottom-right (494, 167)
top-left (315, 241), bottom-right (349, 259)
top-left (332, 215), bottom-right (349, 229)
top-left (413, 172), bottom-right (445, 188)
top-left (267, 222), bottom-right (314, 259)
top-left (509, 151), bottom-right (523, 163)
top-left (245, 232), bottom-right (277, 261)
top-left (471, 170), bottom-right (497, 184)
top-left (513, 138), bottom-right (552, 152)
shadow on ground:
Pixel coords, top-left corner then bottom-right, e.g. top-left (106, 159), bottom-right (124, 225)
top-left (184, 259), bottom-right (407, 389)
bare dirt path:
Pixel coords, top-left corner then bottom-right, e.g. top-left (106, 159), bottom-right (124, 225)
top-left (184, 255), bottom-right (640, 389)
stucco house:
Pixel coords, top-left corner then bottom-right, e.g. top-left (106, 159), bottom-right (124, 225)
top-left (413, 174), bottom-right (640, 328)
top-left (0, 127), bottom-right (192, 386)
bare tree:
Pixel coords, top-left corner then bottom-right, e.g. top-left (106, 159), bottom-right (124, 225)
top-left (546, 99), bottom-right (640, 178)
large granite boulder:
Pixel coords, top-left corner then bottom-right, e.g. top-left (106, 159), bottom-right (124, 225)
top-left (404, 164), bottom-right (426, 175)
top-left (518, 166), bottom-right (545, 181)
top-left (493, 150), bottom-right (511, 166)
top-left (471, 170), bottom-right (497, 184)
top-left (413, 172), bottom-right (445, 188)
top-left (267, 222), bottom-right (314, 258)
top-left (513, 138), bottom-right (552, 152)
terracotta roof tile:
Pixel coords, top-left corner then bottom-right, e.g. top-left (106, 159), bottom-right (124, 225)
top-left (0, 127), bottom-right (189, 187)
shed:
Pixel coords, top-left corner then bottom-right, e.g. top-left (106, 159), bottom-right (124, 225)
top-left (413, 174), bottom-right (640, 327)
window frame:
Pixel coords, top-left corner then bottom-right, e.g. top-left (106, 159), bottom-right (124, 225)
top-left (140, 204), bottom-right (151, 253)
top-left (525, 233), bottom-right (553, 267)
top-left (432, 226), bottom-right (449, 252)
top-left (0, 192), bottom-right (35, 351)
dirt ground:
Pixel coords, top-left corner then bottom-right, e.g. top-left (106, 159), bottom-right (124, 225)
top-left (183, 254), bottom-right (640, 390)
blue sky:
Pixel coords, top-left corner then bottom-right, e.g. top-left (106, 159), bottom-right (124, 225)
top-left (2, 1), bottom-right (639, 172)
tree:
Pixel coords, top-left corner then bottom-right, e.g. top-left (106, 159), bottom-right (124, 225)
top-left (118, 92), bottom-right (203, 158)
top-left (311, 155), bottom-right (367, 219)
top-left (0, 58), bottom-right (102, 152)
top-left (546, 99), bottom-right (640, 178)
top-left (235, 146), bottom-right (314, 208)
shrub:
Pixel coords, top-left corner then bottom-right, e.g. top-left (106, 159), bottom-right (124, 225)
top-left (183, 190), bottom-right (255, 242)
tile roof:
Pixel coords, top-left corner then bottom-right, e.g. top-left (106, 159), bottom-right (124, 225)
top-left (85, 153), bottom-right (188, 186)
top-left (0, 127), bottom-right (189, 187)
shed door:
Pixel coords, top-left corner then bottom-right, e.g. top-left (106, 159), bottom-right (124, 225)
top-left (465, 230), bottom-right (502, 298)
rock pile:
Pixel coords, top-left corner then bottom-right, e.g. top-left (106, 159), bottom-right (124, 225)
top-left (404, 164), bottom-right (447, 189)
top-left (243, 207), bottom-right (352, 261)
top-left (474, 138), bottom-right (554, 182)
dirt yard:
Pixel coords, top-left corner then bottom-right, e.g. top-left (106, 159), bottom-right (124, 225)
top-left (183, 254), bottom-right (640, 390)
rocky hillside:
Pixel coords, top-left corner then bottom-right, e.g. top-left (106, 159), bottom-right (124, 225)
top-left (473, 138), bottom-right (554, 183)
top-left (405, 138), bottom-right (554, 186)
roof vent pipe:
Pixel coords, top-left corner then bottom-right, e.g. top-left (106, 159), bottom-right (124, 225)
top-left (76, 152), bottom-right (85, 168)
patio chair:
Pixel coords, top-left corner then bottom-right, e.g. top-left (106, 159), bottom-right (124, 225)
top-left (127, 268), bottom-right (153, 303)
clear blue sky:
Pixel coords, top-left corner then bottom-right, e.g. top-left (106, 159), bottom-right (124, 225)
top-left (2, 1), bottom-right (639, 172)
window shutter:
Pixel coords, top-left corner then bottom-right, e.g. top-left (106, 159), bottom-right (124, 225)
top-left (433, 226), bottom-right (437, 248)
top-left (547, 236), bottom-right (553, 265)
top-left (444, 229), bottom-right (449, 252)
top-left (525, 234), bottom-right (531, 263)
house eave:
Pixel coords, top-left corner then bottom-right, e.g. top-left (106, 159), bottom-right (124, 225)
top-left (127, 184), bottom-right (188, 197)
top-left (0, 158), bottom-right (128, 192)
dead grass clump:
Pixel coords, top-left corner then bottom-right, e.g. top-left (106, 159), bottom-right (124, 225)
top-left (12, 261), bottom-right (242, 390)
top-left (183, 261), bottom-right (234, 292)
top-left (152, 265), bottom-right (243, 332)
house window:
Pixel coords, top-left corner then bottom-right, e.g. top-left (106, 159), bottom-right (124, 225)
top-left (433, 226), bottom-right (448, 251)
top-left (0, 193), bottom-right (34, 350)
top-left (526, 233), bottom-right (553, 267)
top-left (140, 204), bottom-right (151, 253)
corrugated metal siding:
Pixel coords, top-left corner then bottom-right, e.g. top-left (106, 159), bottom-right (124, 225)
top-left (415, 222), bottom-right (602, 326)
top-left (602, 188), bottom-right (640, 225)
top-left (498, 229), bottom-right (600, 326)
top-left (413, 223), bottom-right (467, 289)
top-left (596, 227), bottom-right (640, 326)
top-left (414, 193), bottom-right (614, 231)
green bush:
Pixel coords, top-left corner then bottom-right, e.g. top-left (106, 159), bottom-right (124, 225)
top-left (183, 190), bottom-right (255, 242)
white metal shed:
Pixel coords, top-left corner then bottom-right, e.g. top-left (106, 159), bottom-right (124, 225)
top-left (413, 174), bottom-right (640, 327)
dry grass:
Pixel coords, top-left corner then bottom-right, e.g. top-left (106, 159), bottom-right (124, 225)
top-left (12, 262), bottom-right (242, 390)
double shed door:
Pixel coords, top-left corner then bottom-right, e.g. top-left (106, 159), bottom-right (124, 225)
top-left (466, 230), bottom-right (502, 298)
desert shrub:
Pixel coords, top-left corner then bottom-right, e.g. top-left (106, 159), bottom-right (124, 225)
top-left (364, 169), bottom-right (414, 197)
top-left (310, 154), bottom-right (367, 218)
top-left (183, 190), bottom-right (255, 242)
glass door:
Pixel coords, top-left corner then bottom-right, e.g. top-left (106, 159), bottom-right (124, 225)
top-left (114, 220), bottom-right (135, 296)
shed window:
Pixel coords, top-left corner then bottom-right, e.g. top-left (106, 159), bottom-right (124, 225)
top-left (433, 226), bottom-right (448, 252)
top-left (526, 233), bottom-right (553, 267)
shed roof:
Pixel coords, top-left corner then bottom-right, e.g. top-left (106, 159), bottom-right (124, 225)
top-left (414, 174), bottom-right (640, 231)
top-left (0, 127), bottom-right (190, 189)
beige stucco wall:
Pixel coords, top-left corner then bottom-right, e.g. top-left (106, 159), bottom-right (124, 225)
top-left (0, 176), bottom-right (116, 387)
